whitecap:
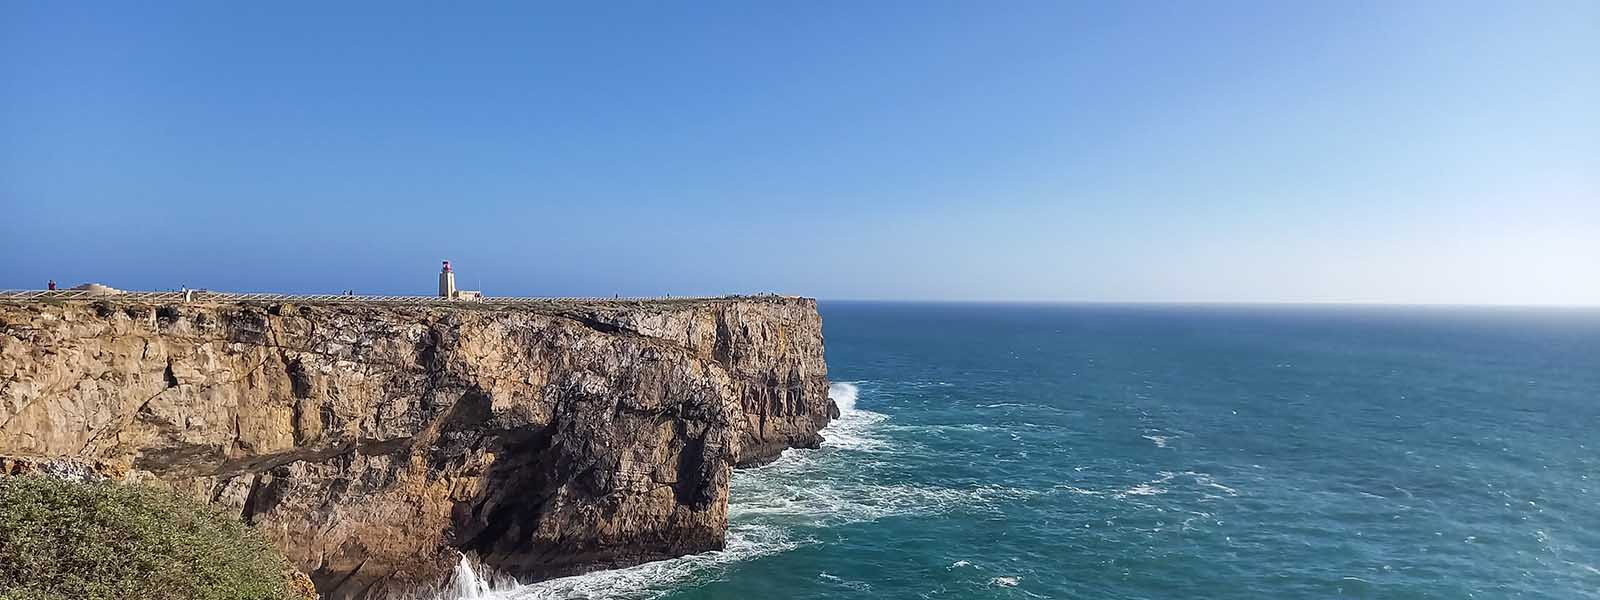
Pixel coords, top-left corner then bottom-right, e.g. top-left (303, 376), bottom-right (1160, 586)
top-left (1051, 484), bottom-right (1106, 497)
top-left (819, 382), bottom-right (892, 452)
top-left (1115, 472), bottom-right (1178, 498)
top-left (828, 381), bottom-right (860, 412)
top-left (989, 576), bottom-right (1021, 587)
top-left (1183, 471), bottom-right (1239, 496)
top-left (471, 524), bottom-right (805, 600)
top-left (729, 476), bottom-right (1034, 526)
top-left (1120, 484), bottom-right (1167, 497)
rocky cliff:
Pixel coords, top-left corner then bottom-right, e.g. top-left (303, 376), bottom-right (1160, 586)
top-left (0, 296), bottom-right (833, 599)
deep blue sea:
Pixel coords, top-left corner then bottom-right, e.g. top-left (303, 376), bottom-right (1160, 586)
top-left (465, 302), bottom-right (1600, 599)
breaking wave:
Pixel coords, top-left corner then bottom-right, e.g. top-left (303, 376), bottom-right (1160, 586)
top-left (817, 382), bottom-right (890, 452)
top-left (828, 381), bottom-right (859, 412)
top-left (730, 466), bottom-right (1032, 527)
top-left (445, 523), bottom-right (804, 600)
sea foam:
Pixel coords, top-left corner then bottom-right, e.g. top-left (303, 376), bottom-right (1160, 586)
top-left (829, 381), bottom-right (859, 412)
top-left (818, 382), bottom-right (890, 451)
top-left (441, 524), bottom-right (803, 600)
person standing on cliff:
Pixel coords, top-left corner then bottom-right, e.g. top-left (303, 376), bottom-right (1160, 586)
top-left (46, 280), bottom-right (55, 291)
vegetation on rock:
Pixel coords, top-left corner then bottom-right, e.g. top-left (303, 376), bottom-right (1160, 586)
top-left (0, 475), bottom-right (311, 600)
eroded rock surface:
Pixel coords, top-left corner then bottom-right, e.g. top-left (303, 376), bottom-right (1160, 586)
top-left (0, 297), bottom-right (831, 598)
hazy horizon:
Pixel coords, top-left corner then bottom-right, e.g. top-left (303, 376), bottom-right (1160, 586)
top-left (4, 2), bottom-right (1596, 305)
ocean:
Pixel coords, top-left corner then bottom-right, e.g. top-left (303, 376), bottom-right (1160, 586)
top-left (454, 302), bottom-right (1600, 599)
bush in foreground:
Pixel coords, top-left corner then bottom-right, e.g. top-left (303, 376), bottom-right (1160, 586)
top-left (0, 475), bottom-right (309, 600)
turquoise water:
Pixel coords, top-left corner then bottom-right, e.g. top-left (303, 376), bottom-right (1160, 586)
top-left (472, 302), bottom-right (1600, 599)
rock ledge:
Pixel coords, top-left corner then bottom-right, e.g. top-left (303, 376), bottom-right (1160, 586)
top-left (0, 296), bottom-right (832, 598)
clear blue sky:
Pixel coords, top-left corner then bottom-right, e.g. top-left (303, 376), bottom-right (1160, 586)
top-left (3, 1), bottom-right (1596, 304)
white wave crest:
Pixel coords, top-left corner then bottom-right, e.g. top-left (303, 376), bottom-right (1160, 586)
top-left (1120, 484), bottom-right (1167, 497)
top-left (729, 383), bottom-right (1029, 526)
top-left (1102, 471), bottom-right (1239, 501)
top-left (435, 554), bottom-right (520, 600)
top-left (447, 524), bottom-right (804, 600)
top-left (730, 475), bottom-right (1033, 527)
top-left (828, 381), bottom-right (858, 412)
top-left (820, 381), bottom-right (891, 452)
top-left (989, 576), bottom-right (1021, 587)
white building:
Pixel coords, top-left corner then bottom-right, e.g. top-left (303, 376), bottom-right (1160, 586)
top-left (438, 261), bottom-right (482, 300)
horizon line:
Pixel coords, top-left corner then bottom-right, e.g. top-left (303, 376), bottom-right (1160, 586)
top-left (815, 298), bottom-right (1600, 309)
top-left (2, 284), bottom-right (1595, 310)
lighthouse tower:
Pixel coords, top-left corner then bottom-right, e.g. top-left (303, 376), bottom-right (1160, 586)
top-left (439, 261), bottom-right (456, 298)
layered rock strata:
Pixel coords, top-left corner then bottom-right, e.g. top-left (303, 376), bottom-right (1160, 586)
top-left (0, 296), bottom-right (832, 598)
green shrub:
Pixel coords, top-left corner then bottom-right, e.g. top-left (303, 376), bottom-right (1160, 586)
top-left (0, 475), bottom-right (305, 600)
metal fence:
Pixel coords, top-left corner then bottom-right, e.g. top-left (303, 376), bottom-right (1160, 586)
top-left (0, 290), bottom-right (762, 304)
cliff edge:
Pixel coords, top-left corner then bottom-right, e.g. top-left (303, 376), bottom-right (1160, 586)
top-left (0, 296), bottom-right (833, 598)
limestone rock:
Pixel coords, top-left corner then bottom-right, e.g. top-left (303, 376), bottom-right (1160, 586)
top-left (0, 297), bottom-right (832, 599)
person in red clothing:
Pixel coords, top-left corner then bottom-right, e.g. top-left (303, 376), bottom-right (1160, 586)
top-left (47, 280), bottom-right (55, 291)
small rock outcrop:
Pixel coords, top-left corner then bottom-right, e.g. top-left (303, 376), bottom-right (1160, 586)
top-left (0, 296), bottom-right (832, 598)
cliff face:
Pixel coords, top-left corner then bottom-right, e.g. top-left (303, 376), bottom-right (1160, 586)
top-left (0, 297), bottom-right (832, 599)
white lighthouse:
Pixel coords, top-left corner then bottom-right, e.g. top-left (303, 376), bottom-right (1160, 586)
top-left (437, 261), bottom-right (482, 300)
top-left (438, 261), bottom-right (456, 297)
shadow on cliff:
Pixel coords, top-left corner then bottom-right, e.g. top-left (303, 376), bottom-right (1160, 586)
top-left (442, 391), bottom-right (728, 584)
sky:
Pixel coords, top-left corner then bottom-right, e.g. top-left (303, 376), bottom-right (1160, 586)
top-left (2, 1), bottom-right (1596, 304)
